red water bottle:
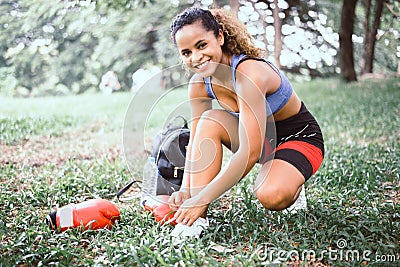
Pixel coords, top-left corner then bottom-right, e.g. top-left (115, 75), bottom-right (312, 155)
top-left (47, 199), bottom-right (120, 232)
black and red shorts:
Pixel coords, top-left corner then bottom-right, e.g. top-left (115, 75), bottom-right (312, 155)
top-left (259, 102), bottom-right (324, 181)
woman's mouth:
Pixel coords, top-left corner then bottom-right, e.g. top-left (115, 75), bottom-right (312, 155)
top-left (194, 60), bottom-right (210, 70)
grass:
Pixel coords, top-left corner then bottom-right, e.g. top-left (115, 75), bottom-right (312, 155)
top-left (0, 78), bottom-right (399, 266)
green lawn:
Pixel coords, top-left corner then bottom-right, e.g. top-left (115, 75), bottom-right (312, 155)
top-left (0, 78), bottom-right (399, 266)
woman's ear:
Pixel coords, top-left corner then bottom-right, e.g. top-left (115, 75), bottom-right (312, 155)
top-left (218, 29), bottom-right (224, 46)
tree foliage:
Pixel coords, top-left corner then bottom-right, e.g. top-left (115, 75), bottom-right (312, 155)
top-left (0, 0), bottom-right (398, 96)
top-left (248, 0), bottom-right (340, 77)
top-left (0, 0), bottom-right (181, 96)
top-left (338, 0), bottom-right (399, 81)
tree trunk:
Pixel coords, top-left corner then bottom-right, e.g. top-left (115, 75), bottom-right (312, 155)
top-left (339, 0), bottom-right (358, 82)
top-left (273, 0), bottom-right (283, 68)
top-left (361, 0), bottom-right (384, 74)
top-left (362, 0), bottom-right (372, 45)
top-left (229, 0), bottom-right (239, 17)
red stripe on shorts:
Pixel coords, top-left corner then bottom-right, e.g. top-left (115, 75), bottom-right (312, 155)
top-left (275, 140), bottom-right (323, 175)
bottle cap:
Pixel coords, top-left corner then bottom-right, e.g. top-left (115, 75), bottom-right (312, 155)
top-left (148, 156), bottom-right (156, 163)
top-left (46, 211), bottom-right (57, 230)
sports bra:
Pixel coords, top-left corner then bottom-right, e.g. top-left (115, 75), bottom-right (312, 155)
top-left (203, 54), bottom-right (293, 116)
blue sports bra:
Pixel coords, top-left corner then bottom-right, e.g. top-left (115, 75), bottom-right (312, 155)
top-left (203, 54), bottom-right (293, 116)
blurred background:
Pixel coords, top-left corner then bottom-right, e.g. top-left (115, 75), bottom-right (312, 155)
top-left (0, 0), bottom-right (398, 98)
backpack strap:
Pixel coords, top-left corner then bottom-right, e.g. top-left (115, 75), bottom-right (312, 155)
top-left (116, 180), bottom-right (141, 202)
top-left (118, 115), bottom-right (189, 201)
top-left (203, 77), bottom-right (217, 99)
top-left (165, 115), bottom-right (188, 130)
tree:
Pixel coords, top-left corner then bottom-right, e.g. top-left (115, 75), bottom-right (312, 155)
top-left (272, 0), bottom-right (283, 68)
top-left (361, 0), bottom-right (385, 74)
top-left (0, 0), bottom-right (181, 96)
top-left (229, 0), bottom-right (239, 17)
top-left (246, 0), bottom-right (337, 77)
top-left (339, 0), bottom-right (358, 82)
top-left (212, 0), bottom-right (239, 16)
top-left (2, 0), bottom-right (398, 96)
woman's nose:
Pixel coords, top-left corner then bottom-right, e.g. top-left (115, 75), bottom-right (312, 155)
top-left (192, 50), bottom-right (203, 62)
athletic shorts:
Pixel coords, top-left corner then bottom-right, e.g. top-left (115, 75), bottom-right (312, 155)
top-left (259, 102), bottom-right (324, 181)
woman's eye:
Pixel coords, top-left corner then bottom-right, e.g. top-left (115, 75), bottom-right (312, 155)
top-left (182, 51), bottom-right (191, 57)
top-left (198, 43), bottom-right (207, 49)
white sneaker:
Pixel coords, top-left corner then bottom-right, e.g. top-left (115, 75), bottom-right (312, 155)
top-left (170, 217), bottom-right (209, 240)
top-left (283, 185), bottom-right (307, 214)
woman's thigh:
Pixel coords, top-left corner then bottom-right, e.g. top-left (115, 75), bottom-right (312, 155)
top-left (195, 109), bottom-right (240, 152)
top-left (255, 159), bottom-right (305, 191)
top-left (189, 109), bottom-right (240, 195)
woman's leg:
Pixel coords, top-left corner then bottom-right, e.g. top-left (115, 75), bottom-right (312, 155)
top-left (254, 159), bottom-right (305, 211)
top-left (170, 110), bottom-right (240, 236)
top-left (189, 109), bottom-right (240, 197)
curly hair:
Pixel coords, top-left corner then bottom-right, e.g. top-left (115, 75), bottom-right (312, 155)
top-left (170, 7), bottom-right (265, 58)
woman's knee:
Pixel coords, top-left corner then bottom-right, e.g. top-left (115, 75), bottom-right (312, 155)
top-left (254, 185), bottom-right (293, 211)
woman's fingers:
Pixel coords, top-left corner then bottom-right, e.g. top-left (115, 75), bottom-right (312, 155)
top-left (174, 209), bottom-right (192, 226)
top-left (168, 191), bottom-right (191, 210)
top-left (168, 193), bottom-right (179, 210)
top-left (168, 192), bottom-right (185, 210)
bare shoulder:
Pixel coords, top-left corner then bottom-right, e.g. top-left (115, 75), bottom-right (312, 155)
top-left (188, 74), bottom-right (208, 99)
top-left (188, 74), bottom-right (213, 114)
top-left (235, 59), bottom-right (281, 94)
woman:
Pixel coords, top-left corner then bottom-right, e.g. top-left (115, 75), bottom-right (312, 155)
top-left (168, 7), bottom-right (324, 238)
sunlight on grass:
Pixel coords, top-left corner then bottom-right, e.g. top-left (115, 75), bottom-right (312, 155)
top-left (0, 92), bottom-right (132, 118)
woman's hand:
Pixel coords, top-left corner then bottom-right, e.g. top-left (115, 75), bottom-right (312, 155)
top-left (168, 190), bottom-right (191, 211)
top-left (173, 195), bottom-right (208, 226)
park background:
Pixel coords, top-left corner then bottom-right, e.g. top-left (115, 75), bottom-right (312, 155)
top-left (0, 0), bottom-right (399, 266)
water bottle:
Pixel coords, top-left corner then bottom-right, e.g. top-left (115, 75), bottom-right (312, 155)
top-left (141, 156), bottom-right (158, 206)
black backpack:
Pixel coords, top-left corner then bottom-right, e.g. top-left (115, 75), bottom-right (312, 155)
top-left (117, 116), bottom-right (190, 200)
top-left (152, 116), bottom-right (190, 195)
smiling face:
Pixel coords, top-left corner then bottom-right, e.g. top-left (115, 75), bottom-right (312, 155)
top-left (174, 20), bottom-right (227, 78)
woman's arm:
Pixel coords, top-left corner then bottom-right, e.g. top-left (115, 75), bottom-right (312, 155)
top-left (174, 61), bottom-right (280, 221)
top-left (169, 75), bottom-right (212, 208)
top-left (182, 77), bottom-right (212, 188)
top-left (194, 63), bottom-right (271, 204)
